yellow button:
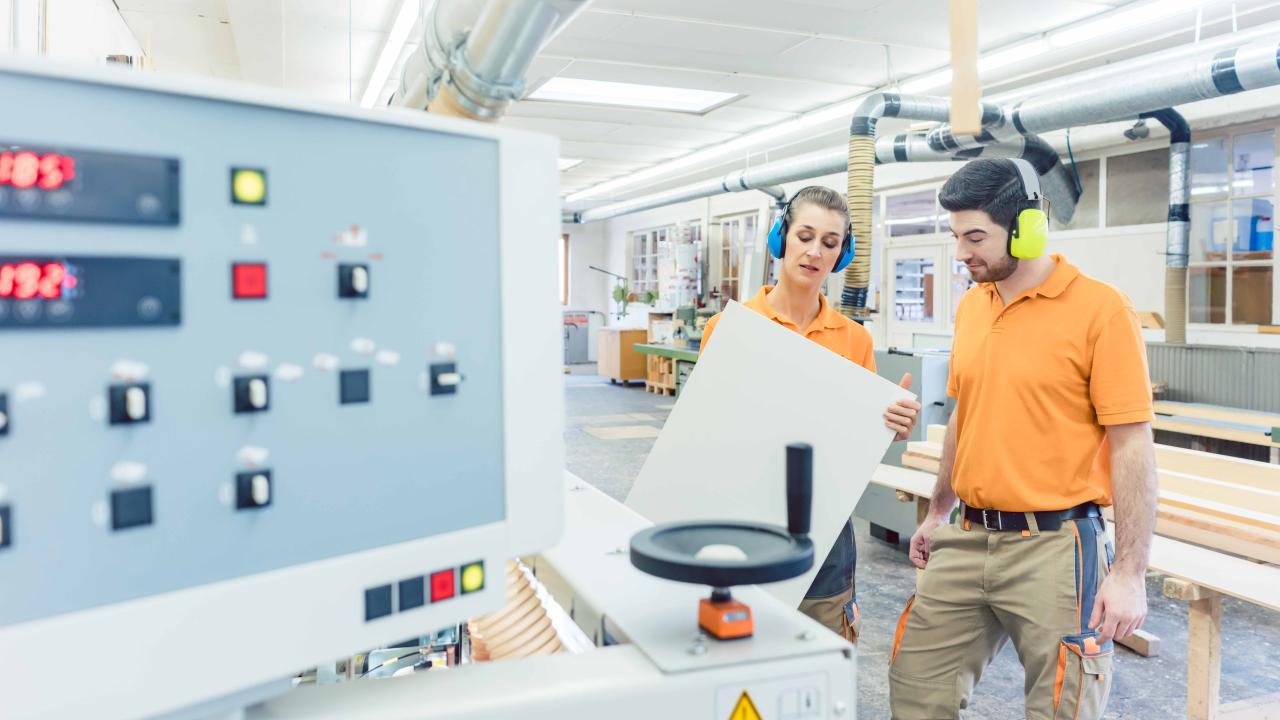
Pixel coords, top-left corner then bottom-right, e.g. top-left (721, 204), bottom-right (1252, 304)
top-left (231, 168), bottom-right (267, 205)
top-left (460, 562), bottom-right (484, 594)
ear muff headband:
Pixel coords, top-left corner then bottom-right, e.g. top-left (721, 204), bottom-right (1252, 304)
top-left (767, 192), bottom-right (855, 273)
top-left (1007, 158), bottom-right (1048, 260)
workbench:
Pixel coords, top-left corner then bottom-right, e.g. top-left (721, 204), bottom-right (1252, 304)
top-left (633, 343), bottom-right (699, 396)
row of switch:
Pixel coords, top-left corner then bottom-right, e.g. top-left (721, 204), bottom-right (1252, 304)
top-left (96, 363), bottom-right (459, 428)
top-left (231, 262), bottom-right (370, 301)
top-left (365, 561), bottom-right (486, 622)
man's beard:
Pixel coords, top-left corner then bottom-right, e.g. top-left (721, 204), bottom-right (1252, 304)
top-left (971, 255), bottom-right (1019, 282)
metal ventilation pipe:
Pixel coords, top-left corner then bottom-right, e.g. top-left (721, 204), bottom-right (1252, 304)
top-left (394, 0), bottom-right (591, 121)
top-left (844, 32), bottom-right (1280, 320)
top-left (1142, 108), bottom-right (1191, 345)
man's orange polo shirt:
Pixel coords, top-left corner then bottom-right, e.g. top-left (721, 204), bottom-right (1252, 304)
top-left (701, 286), bottom-right (876, 371)
top-left (948, 254), bottom-right (1153, 512)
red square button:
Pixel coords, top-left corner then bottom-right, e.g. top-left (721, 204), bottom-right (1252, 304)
top-left (232, 262), bottom-right (268, 299)
top-left (430, 569), bottom-right (455, 603)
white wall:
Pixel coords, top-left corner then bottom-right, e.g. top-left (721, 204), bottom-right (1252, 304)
top-left (45, 0), bottom-right (142, 62)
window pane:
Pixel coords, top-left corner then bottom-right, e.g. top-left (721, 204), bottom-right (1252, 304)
top-left (1233, 265), bottom-right (1273, 325)
top-left (1190, 201), bottom-right (1231, 262)
top-left (1105, 149), bottom-right (1169, 226)
top-left (894, 257), bottom-right (935, 323)
top-left (1232, 131), bottom-right (1274, 196)
top-left (886, 190), bottom-right (939, 236)
top-left (1231, 197), bottom-right (1274, 261)
top-left (951, 258), bottom-right (974, 324)
top-left (1188, 266), bottom-right (1227, 324)
top-left (1190, 137), bottom-right (1229, 198)
top-left (1057, 159), bottom-right (1100, 231)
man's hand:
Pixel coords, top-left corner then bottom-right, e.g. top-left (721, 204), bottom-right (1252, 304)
top-left (885, 372), bottom-right (922, 441)
top-left (1088, 570), bottom-right (1148, 645)
top-left (909, 513), bottom-right (945, 569)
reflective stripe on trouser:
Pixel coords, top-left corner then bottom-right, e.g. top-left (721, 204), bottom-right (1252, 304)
top-left (887, 516), bottom-right (1114, 720)
top-left (798, 583), bottom-right (860, 644)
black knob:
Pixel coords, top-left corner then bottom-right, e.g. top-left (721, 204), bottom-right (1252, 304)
top-left (786, 443), bottom-right (812, 537)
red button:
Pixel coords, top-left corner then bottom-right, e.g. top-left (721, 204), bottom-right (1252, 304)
top-left (430, 569), bottom-right (455, 602)
top-left (232, 263), bottom-right (267, 299)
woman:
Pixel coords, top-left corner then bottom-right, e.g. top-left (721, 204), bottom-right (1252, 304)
top-left (700, 185), bottom-right (920, 641)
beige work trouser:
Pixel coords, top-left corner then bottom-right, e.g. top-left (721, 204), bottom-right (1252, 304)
top-left (888, 515), bottom-right (1114, 720)
top-left (798, 584), bottom-right (860, 643)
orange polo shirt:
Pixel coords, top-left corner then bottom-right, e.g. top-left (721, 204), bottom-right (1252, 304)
top-left (948, 254), bottom-right (1153, 512)
top-left (701, 286), bottom-right (876, 371)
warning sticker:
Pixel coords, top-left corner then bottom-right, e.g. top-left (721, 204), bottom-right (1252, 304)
top-left (728, 691), bottom-right (763, 720)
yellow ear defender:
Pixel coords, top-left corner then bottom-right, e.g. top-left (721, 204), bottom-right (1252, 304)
top-left (1007, 158), bottom-right (1048, 259)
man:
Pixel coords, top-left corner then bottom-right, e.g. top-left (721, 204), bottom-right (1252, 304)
top-left (887, 159), bottom-right (1158, 719)
top-left (700, 185), bottom-right (921, 642)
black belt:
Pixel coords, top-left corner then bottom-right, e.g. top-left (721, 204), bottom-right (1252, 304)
top-left (962, 502), bottom-right (1100, 532)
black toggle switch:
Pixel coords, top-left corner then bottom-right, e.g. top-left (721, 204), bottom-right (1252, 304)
top-left (108, 383), bottom-right (151, 425)
top-left (0, 392), bottom-right (9, 437)
top-left (0, 504), bottom-right (11, 549)
top-left (235, 470), bottom-right (272, 510)
top-left (340, 369), bottom-right (371, 404)
top-left (234, 375), bottom-right (270, 413)
top-left (110, 486), bottom-right (154, 531)
top-left (430, 363), bottom-right (460, 396)
top-left (338, 263), bottom-right (370, 299)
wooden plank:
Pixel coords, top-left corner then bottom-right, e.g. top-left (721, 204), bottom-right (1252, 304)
top-left (926, 423), bottom-right (947, 444)
top-left (1155, 401), bottom-right (1280, 430)
top-left (1152, 505), bottom-right (1280, 566)
top-left (1156, 445), bottom-right (1280, 493)
top-left (1116, 628), bottom-right (1161, 657)
top-left (1158, 470), bottom-right (1280, 519)
top-left (948, 0), bottom-right (980, 135)
top-left (1189, 591), bottom-right (1224, 720)
top-left (901, 452), bottom-right (941, 475)
top-left (1159, 490), bottom-right (1280, 534)
top-left (1139, 310), bottom-right (1166, 329)
top-left (1154, 416), bottom-right (1279, 450)
top-left (1220, 692), bottom-right (1280, 719)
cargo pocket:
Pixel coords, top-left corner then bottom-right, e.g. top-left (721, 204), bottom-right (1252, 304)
top-left (841, 598), bottom-right (861, 644)
top-left (890, 594), bottom-right (916, 664)
top-left (1053, 632), bottom-right (1114, 720)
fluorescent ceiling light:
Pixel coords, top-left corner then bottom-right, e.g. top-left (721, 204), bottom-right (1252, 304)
top-left (558, 158), bottom-right (584, 171)
top-left (979, 39), bottom-right (1049, 72)
top-left (528, 77), bottom-right (740, 113)
top-left (359, 0), bottom-right (420, 108)
top-left (901, 69), bottom-right (952, 95)
top-left (1049, 0), bottom-right (1206, 48)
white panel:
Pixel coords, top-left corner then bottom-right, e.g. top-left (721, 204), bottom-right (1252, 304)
top-left (508, 99), bottom-right (794, 135)
top-left (602, 15), bottom-right (806, 56)
top-left (560, 140), bottom-right (687, 162)
top-left (503, 116), bottom-right (625, 143)
top-left (626, 302), bottom-right (914, 606)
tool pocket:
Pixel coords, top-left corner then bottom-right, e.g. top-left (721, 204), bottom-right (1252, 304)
top-left (1053, 632), bottom-right (1114, 719)
top-left (840, 598), bottom-right (862, 644)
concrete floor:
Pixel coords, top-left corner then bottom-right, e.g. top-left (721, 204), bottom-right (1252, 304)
top-left (563, 365), bottom-right (1280, 719)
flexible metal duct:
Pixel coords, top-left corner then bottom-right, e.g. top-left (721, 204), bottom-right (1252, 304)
top-left (1142, 109), bottom-right (1192, 345)
top-left (393, 0), bottom-right (590, 121)
top-left (843, 33), bottom-right (1280, 319)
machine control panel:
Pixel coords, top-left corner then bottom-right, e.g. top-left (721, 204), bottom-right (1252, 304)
top-left (0, 66), bottom-right (509, 632)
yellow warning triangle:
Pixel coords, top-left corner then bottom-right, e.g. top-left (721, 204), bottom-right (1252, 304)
top-left (728, 690), bottom-right (763, 720)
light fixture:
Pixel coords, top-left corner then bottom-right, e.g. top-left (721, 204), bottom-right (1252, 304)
top-left (359, 0), bottom-right (421, 108)
top-left (528, 77), bottom-right (740, 114)
top-left (558, 158), bottom-right (584, 171)
top-left (1049, 0), bottom-right (1206, 48)
top-left (1124, 119), bottom-right (1151, 141)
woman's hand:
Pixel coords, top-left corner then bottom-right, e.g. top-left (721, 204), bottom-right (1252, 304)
top-left (884, 372), bottom-right (921, 441)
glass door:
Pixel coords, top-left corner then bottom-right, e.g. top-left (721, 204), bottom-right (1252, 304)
top-left (886, 245), bottom-right (945, 347)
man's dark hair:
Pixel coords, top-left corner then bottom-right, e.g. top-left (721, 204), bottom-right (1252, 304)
top-left (938, 159), bottom-right (1028, 231)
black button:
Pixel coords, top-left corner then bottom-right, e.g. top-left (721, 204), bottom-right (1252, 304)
top-left (0, 392), bottom-right (9, 437)
top-left (340, 369), bottom-right (370, 404)
top-left (365, 584), bottom-right (393, 621)
top-left (429, 362), bottom-right (458, 396)
top-left (338, 263), bottom-right (370, 299)
top-left (235, 470), bottom-right (272, 510)
top-left (111, 486), bottom-right (153, 531)
top-left (233, 375), bottom-right (270, 413)
top-left (0, 504), bottom-right (11, 548)
top-left (399, 576), bottom-right (425, 611)
top-left (108, 383), bottom-right (151, 425)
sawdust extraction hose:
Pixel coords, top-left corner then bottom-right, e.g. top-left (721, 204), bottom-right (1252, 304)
top-left (841, 135), bottom-right (877, 320)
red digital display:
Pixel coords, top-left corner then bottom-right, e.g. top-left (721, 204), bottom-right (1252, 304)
top-left (0, 151), bottom-right (76, 191)
top-left (231, 262), bottom-right (268, 299)
top-left (0, 261), bottom-right (75, 300)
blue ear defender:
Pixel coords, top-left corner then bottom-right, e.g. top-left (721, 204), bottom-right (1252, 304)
top-left (767, 192), bottom-right (855, 273)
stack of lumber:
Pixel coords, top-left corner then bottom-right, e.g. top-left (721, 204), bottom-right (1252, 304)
top-left (468, 561), bottom-right (564, 662)
top-left (1153, 401), bottom-right (1280, 451)
top-left (902, 425), bottom-right (1280, 565)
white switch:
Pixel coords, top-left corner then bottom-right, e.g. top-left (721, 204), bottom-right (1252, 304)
top-left (248, 378), bottom-right (268, 409)
top-left (437, 372), bottom-right (461, 387)
top-left (125, 386), bottom-right (147, 421)
top-left (0, 411), bottom-right (7, 432)
top-left (251, 474), bottom-right (271, 506)
top-left (351, 266), bottom-right (369, 294)
top-left (110, 461), bottom-right (148, 484)
top-left (237, 445), bottom-right (270, 466)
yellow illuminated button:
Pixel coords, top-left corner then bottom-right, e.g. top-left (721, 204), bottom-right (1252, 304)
top-left (460, 561), bottom-right (485, 594)
top-left (231, 167), bottom-right (267, 205)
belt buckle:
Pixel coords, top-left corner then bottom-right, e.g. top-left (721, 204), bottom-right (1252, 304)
top-left (982, 508), bottom-right (1002, 531)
